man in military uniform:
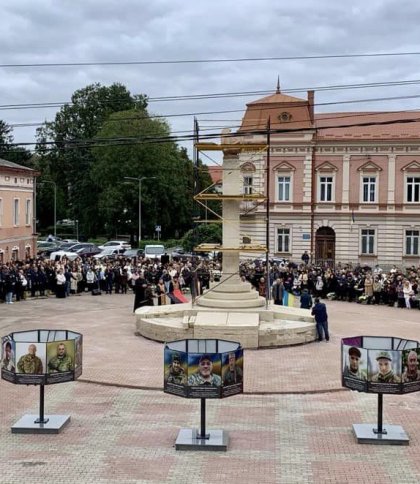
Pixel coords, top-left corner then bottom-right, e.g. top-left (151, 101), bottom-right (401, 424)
top-left (371, 351), bottom-right (400, 383)
top-left (343, 347), bottom-right (366, 380)
top-left (402, 350), bottom-right (420, 382)
top-left (48, 343), bottom-right (73, 373)
top-left (1, 341), bottom-right (15, 372)
top-left (223, 352), bottom-right (243, 385)
top-left (17, 344), bottom-right (43, 374)
top-left (188, 354), bottom-right (221, 386)
top-left (166, 353), bottom-right (186, 385)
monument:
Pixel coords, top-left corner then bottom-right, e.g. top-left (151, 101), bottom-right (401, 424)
top-left (135, 129), bottom-right (316, 349)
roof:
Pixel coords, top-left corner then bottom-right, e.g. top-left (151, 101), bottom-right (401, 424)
top-left (238, 90), bottom-right (313, 132)
top-left (247, 92), bottom-right (307, 105)
top-left (315, 111), bottom-right (420, 140)
top-left (0, 158), bottom-right (34, 172)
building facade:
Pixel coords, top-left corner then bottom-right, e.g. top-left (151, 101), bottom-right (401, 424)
top-left (0, 158), bottom-right (37, 263)
top-left (231, 89), bottom-right (420, 267)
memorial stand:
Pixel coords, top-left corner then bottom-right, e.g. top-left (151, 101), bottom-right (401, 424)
top-left (342, 335), bottom-right (418, 446)
top-left (164, 338), bottom-right (243, 452)
top-left (1, 329), bottom-right (82, 435)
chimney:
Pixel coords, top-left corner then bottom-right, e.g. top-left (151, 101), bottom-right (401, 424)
top-left (308, 90), bottom-right (314, 124)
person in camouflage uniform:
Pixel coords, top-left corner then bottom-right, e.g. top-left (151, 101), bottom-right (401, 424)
top-left (343, 347), bottom-right (367, 380)
top-left (1, 341), bottom-right (15, 372)
top-left (371, 351), bottom-right (401, 383)
top-left (223, 352), bottom-right (243, 385)
top-left (188, 354), bottom-right (221, 386)
top-left (402, 350), bottom-right (420, 382)
top-left (48, 343), bottom-right (73, 373)
top-left (166, 353), bottom-right (186, 385)
top-left (17, 344), bottom-right (43, 374)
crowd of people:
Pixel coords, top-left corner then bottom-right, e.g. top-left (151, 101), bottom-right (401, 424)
top-left (1, 251), bottom-right (419, 311)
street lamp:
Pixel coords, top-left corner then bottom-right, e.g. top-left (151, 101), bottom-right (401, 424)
top-left (39, 180), bottom-right (57, 238)
top-left (124, 176), bottom-right (156, 245)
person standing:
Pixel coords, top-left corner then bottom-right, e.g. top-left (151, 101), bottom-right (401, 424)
top-left (301, 251), bottom-right (310, 265)
top-left (311, 297), bottom-right (330, 342)
top-left (272, 278), bottom-right (284, 305)
top-left (300, 289), bottom-right (313, 309)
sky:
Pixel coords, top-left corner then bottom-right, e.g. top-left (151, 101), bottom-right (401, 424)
top-left (2, 0), bottom-right (420, 163)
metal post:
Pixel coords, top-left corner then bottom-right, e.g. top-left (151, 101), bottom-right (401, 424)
top-left (139, 178), bottom-right (142, 244)
top-left (53, 183), bottom-right (57, 238)
top-left (34, 385), bottom-right (49, 424)
top-left (265, 118), bottom-right (271, 309)
top-left (197, 398), bottom-right (209, 440)
top-left (373, 393), bottom-right (386, 434)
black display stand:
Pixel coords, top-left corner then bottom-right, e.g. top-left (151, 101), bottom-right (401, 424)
top-left (11, 385), bottom-right (70, 434)
top-left (175, 398), bottom-right (228, 451)
top-left (353, 394), bottom-right (409, 445)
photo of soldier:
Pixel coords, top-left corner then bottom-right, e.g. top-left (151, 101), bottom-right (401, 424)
top-left (222, 350), bottom-right (243, 385)
top-left (1, 340), bottom-right (15, 372)
top-left (368, 350), bottom-right (401, 383)
top-left (15, 343), bottom-right (45, 374)
top-left (402, 349), bottom-right (420, 382)
top-left (188, 354), bottom-right (221, 386)
top-left (342, 346), bottom-right (367, 380)
top-left (75, 336), bottom-right (83, 368)
top-left (165, 351), bottom-right (187, 385)
top-left (47, 341), bottom-right (75, 373)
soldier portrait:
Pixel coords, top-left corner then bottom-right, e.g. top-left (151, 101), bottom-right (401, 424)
top-left (165, 351), bottom-right (187, 385)
top-left (342, 346), bottom-right (367, 381)
top-left (16, 343), bottom-right (44, 375)
top-left (402, 349), bottom-right (420, 383)
top-left (47, 341), bottom-right (74, 373)
top-left (1, 340), bottom-right (15, 372)
top-left (188, 354), bottom-right (221, 387)
top-left (369, 350), bottom-right (401, 383)
top-left (222, 350), bottom-right (243, 386)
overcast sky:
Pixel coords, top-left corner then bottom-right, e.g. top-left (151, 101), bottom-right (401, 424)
top-left (2, 0), bottom-right (420, 160)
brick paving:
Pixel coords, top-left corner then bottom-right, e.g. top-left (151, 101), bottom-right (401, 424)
top-left (0, 293), bottom-right (420, 483)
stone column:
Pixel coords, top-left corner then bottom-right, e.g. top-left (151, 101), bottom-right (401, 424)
top-left (222, 152), bottom-right (241, 284)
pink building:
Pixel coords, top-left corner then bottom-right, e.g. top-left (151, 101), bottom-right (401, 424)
top-left (232, 88), bottom-right (420, 267)
top-left (0, 158), bottom-right (38, 263)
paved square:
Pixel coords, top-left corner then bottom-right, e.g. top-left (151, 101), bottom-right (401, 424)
top-left (1, 294), bottom-right (420, 483)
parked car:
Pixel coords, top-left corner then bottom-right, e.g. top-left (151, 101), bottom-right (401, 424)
top-left (98, 240), bottom-right (131, 250)
top-left (123, 248), bottom-right (144, 259)
top-left (50, 243), bottom-right (99, 261)
top-left (144, 244), bottom-right (165, 260)
top-left (93, 247), bottom-right (127, 260)
top-left (37, 241), bottom-right (61, 257)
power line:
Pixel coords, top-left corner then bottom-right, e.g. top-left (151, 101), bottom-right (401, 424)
top-left (5, 77), bottom-right (420, 113)
top-left (2, 51), bottom-right (420, 68)
top-left (5, 113), bottom-right (420, 155)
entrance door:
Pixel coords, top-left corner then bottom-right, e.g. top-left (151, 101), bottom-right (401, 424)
top-left (315, 227), bottom-right (335, 266)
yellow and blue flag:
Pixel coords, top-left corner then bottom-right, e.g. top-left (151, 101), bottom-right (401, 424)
top-left (282, 291), bottom-right (295, 307)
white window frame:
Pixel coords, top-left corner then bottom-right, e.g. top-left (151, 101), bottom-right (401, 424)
top-left (277, 174), bottom-right (292, 202)
top-left (360, 175), bottom-right (377, 203)
top-left (360, 228), bottom-right (376, 255)
top-left (405, 229), bottom-right (419, 256)
top-left (405, 174), bottom-right (420, 203)
top-left (243, 175), bottom-right (253, 195)
top-left (276, 227), bottom-right (291, 253)
top-left (25, 198), bottom-right (31, 226)
top-left (13, 198), bottom-right (20, 226)
top-left (318, 174), bottom-right (335, 202)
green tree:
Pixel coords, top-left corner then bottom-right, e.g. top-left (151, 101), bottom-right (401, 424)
top-left (35, 83), bottom-right (147, 237)
top-left (181, 223), bottom-right (222, 252)
top-left (0, 120), bottom-right (33, 167)
top-left (91, 110), bottom-right (201, 242)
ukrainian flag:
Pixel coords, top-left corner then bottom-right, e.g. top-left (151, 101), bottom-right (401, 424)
top-left (282, 291), bottom-right (295, 307)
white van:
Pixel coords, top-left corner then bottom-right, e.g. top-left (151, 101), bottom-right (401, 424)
top-left (144, 244), bottom-right (165, 260)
